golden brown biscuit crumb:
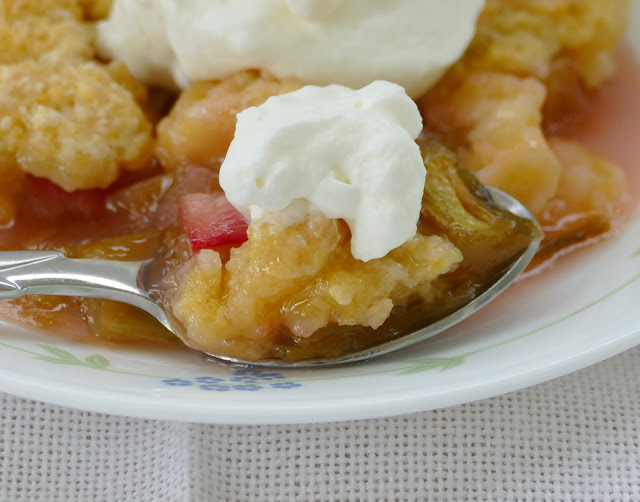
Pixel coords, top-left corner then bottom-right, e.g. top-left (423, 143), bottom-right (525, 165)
top-left (0, 0), bottom-right (150, 192)
top-left (422, 72), bottom-right (562, 215)
top-left (420, 0), bottom-right (631, 219)
top-left (156, 70), bottom-right (302, 171)
top-left (0, 0), bottom-right (112, 21)
top-left (0, 61), bottom-right (152, 191)
top-left (0, 0), bottom-right (83, 20)
top-left (464, 0), bottom-right (630, 87)
top-left (0, 16), bottom-right (93, 64)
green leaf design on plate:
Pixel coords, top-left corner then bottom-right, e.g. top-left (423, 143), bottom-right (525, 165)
top-left (39, 345), bottom-right (83, 364)
top-left (397, 356), bottom-right (467, 375)
top-left (33, 356), bottom-right (87, 365)
top-left (633, 248), bottom-right (640, 257)
top-left (32, 345), bottom-right (111, 370)
top-left (84, 355), bottom-right (110, 370)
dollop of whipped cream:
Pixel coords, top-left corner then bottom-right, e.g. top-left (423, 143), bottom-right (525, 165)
top-left (219, 81), bottom-right (426, 262)
top-left (97, 0), bottom-right (485, 97)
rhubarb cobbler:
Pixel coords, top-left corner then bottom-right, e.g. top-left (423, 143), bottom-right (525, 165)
top-left (0, 0), bottom-right (634, 361)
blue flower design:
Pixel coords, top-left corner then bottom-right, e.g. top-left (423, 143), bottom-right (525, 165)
top-left (261, 373), bottom-right (287, 380)
top-left (270, 382), bottom-right (302, 389)
top-left (232, 369), bottom-right (260, 376)
top-left (200, 384), bottom-right (232, 392)
top-left (229, 377), bottom-right (261, 383)
top-left (161, 370), bottom-right (301, 391)
top-left (195, 376), bottom-right (226, 384)
top-left (162, 378), bottom-right (193, 387)
top-left (232, 385), bottom-right (263, 391)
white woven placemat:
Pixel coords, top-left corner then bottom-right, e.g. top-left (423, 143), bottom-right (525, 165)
top-left (0, 346), bottom-right (639, 502)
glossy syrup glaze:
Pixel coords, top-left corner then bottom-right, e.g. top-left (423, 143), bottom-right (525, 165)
top-left (524, 45), bottom-right (640, 277)
top-left (567, 46), bottom-right (640, 198)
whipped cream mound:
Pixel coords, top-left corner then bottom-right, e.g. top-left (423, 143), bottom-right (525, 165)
top-left (97, 0), bottom-right (486, 97)
top-left (219, 81), bottom-right (426, 262)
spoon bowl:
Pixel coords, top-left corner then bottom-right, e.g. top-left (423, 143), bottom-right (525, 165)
top-left (0, 187), bottom-right (541, 367)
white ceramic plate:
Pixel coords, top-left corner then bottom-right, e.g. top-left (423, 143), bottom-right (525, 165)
top-left (0, 18), bottom-right (638, 425)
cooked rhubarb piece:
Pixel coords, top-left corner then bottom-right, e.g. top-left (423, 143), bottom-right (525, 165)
top-left (179, 193), bottom-right (248, 253)
top-left (24, 175), bottom-right (106, 222)
top-left (82, 299), bottom-right (177, 346)
top-left (72, 231), bottom-right (177, 345)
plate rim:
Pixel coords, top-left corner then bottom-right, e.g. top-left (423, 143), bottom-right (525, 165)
top-left (0, 323), bottom-right (637, 424)
top-left (0, 19), bottom-right (638, 424)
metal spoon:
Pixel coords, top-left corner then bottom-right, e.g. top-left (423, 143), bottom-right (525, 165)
top-left (0, 187), bottom-right (541, 367)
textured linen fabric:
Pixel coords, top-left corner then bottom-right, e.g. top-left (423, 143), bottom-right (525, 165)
top-left (0, 347), bottom-right (638, 502)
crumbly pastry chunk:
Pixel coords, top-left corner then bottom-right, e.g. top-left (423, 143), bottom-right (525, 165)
top-left (420, 0), bottom-right (631, 219)
top-left (0, 0), bottom-right (93, 64)
top-left (0, 0), bottom-right (83, 20)
top-left (0, 0), bottom-right (111, 21)
top-left (0, 61), bottom-right (152, 191)
top-left (0, 16), bottom-right (93, 65)
top-left (420, 70), bottom-right (628, 220)
top-left (0, 0), bottom-right (149, 196)
top-left (422, 72), bottom-right (562, 215)
top-left (463, 0), bottom-right (630, 87)
top-left (156, 70), bottom-right (302, 171)
top-left (171, 215), bottom-right (462, 356)
top-left (543, 138), bottom-right (628, 226)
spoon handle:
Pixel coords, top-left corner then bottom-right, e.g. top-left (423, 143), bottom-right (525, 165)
top-left (0, 251), bottom-right (168, 326)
